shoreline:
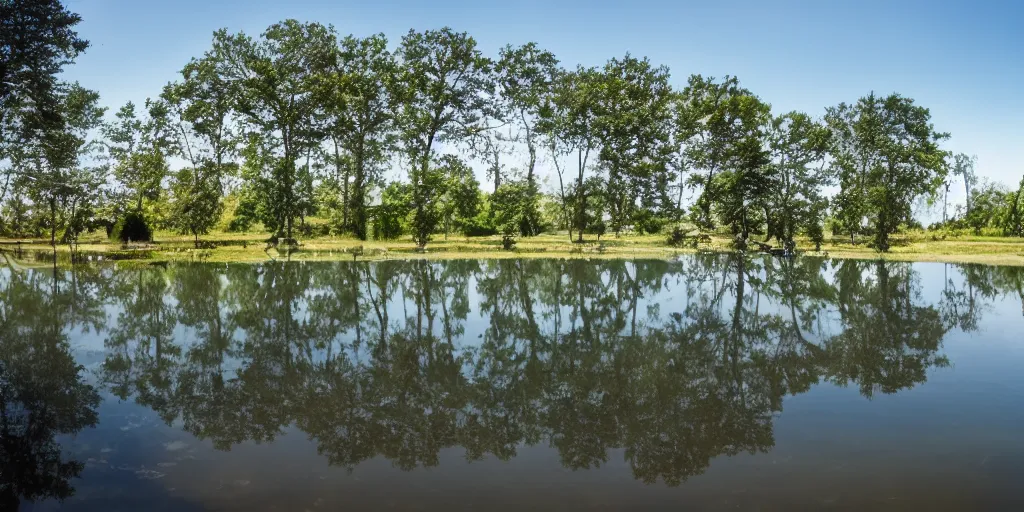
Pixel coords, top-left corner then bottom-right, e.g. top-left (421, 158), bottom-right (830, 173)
top-left (3, 232), bottom-right (1024, 267)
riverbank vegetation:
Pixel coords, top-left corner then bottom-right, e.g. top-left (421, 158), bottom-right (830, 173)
top-left (3, 1), bottom-right (1024, 262)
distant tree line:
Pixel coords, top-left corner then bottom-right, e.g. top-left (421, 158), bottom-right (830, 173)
top-left (2, 1), bottom-right (1022, 251)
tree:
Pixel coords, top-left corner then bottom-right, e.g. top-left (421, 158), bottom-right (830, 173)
top-left (491, 180), bottom-right (539, 238)
top-left (596, 55), bottom-right (674, 234)
top-left (103, 100), bottom-right (173, 215)
top-left (169, 167), bottom-right (222, 245)
top-left (213, 20), bottom-right (333, 240)
top-left (0, 0), bottom-right (88, 146)
top-left (675, 75), bottom-right (763, 230)
top-left (493, 43), bottom-right (558, 235)
top-left (397, 27), bottom-right (492, 248)
top-left (764, 111), bottom-right (831, 244)
top-left (16, 83), bottom-right (105, 248)
top-left (1004, 176), bottom-right (1024, 237)
top-left (826, 93), bottom-right (949, 251)
top-left (952, 153), bottom-right (978, 214)
top-left (163, 51), bottom-right (241, 197)
top-left (435, 155), bottom-right (480, 239)
top-left (314, 33), bottom-right (400, 240)
top-left (540, 66), bottom-right (603, 242)
top-left (372, 181), bottom-right (413, 240)
top-left (709, 95), bottom-right (771, 241)
top-left (960, 179), bottom-right (1010, 235)
top-left (162, 52), bottom-right (241, 244)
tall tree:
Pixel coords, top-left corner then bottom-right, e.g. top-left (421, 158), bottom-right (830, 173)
top-left (675, 75), bottom-right (764, 231)
top-left (706, 95), bottom-right (771, 241)
top-left (952, 153), bottom-right (978, 214)
top-left (16, 83), bottom-right (105, 248)
top-left (494, 43), bottom-right (558, 236)
top-left (540, 66), bottom-right (603, 242)
top-left (103, 100), bottom-right (174, 213)
top-left (213, 20), bottom-right (333, 240)
top-left (163, 52), bottom-right (241, 193)
top-left (0, 0), bottom-right (88, 145)
top-left (397, 27), bottom-right (492, 248)
top-left (826, 92), bottom-right (949, 251)
top-left (595, 55), bottom-right (674, 234)
top-left (764, 111), bottom-right (831, 245)
top-left (314, 33), bottom-right (400, 240)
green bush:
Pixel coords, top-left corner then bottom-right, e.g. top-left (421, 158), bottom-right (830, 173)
top-left (633, 209), bottom-right (667, 234)
top-left (666, 225), bottom-right (688, 247)
top-left (462, 215), bottom-right (497, 237)
top-left (112, 211), bottom-right (152, 242)
top-left (371, 206), bottom-right (405, 240)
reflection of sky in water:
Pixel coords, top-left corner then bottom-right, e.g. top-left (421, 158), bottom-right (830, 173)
top-left (7, 257), bottom-right (1024, 510)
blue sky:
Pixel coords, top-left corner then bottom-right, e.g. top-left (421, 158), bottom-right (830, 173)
top-left (63, 0), bottom-right (1023, 210)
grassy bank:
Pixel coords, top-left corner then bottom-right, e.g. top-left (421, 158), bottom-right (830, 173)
top-left (2, 230), bottom-right (1024, 267)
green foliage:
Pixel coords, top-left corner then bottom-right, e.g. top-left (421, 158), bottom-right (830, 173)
top-left (826, 93), bottom-right (949, 251)
top-left (806, 199), bottom-right (828, 251)
top-left (677, 75), bottom-right (766, 231)
top-left (210, 20), bottom-right (333, 239)
top-left (314, 33), bottom-right (400, 240)
top-left (169, 167), bottom-right (223, 244)
top-left (16, 83), bottom-right (106, 245)
top-left (3, 10), bottom-right (991, 254)
top-left (103, 100), bottom-right (173, 211)
top-left (665, 224), bottom-right (689, 247)
top-left (597, 55), bottom-right (675, 232)
top-left (1005, 177), bottom-right (1024, 237)
top-left (436, 155), bottom-right (481, 238)
top-left (491, 181), bottom-right (539, 237)
top-left (0, 0), bottom-right (88, 144)
top-left (113, 211), bottom-right (152, 242)
top-left (372, 182), bottom-right (412, 240)
top-left (496, 42), bottom-right (559, 194)
top-left (633, 208), bottom-right (668, 234)
top-left (567, 176), bottom-right (607, 240)
top-left (398, 27), bottom-right (492, 248)
top-left (764, 111), bottom-right (831, 244)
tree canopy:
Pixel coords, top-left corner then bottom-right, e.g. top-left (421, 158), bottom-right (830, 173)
top-left (1, 2), bottom-right (1016, 251)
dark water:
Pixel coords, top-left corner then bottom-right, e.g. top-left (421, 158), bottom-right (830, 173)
top-left (3, 255), bottom-right (1024, 511)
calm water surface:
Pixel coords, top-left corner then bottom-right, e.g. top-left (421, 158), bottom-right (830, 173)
top-left (3, 255), bottom-right (1024, 511)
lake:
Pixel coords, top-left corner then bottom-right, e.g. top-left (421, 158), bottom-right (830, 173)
top-left (3, 255), bottom-right (1024, 511)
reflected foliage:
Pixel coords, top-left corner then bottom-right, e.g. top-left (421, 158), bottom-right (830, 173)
top-left (0, 268), bottom-right (102, 509)
top-left (91, 256), bottom-right (1012, 485)
top-left (4, 255), bottom-right (1023, 499)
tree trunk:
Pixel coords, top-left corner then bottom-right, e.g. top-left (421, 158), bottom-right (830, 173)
top-left (492, 146), bottom-right (501, 193)
top-left (49, 197), bottom-right (57, 248)
top-left (335, 140), bottom-right (350, 229)
top-left (943, 182), bottom-right (949, 224)
top-left (352, 143), bottom-right (367, 240)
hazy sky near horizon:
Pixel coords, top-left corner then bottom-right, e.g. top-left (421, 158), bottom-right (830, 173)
top-left (62, 0), bottom-right (1023, 211)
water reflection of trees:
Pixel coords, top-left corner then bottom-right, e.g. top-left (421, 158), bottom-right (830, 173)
top-left (6, 255), bottom-right (1022, 496)
top-left (88, 255), bottom-right (1014, 486)
top-left (0, 268), bottom-right (102, 509)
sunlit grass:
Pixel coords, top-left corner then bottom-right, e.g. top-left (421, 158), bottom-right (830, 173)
top-left (2, 228), bottom-right (1023, 266)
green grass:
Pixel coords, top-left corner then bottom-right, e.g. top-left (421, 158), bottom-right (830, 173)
top-left (2, 229), bottom-right (1024, 266)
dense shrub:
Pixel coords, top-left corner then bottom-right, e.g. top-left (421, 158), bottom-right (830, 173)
top-left (112, 211), bottom-right (152, 242)
top-left (462, 216), bottom-right (497, 237)
top-left (633, 209), bottom-right (667, 234)
top-left (371, 206), bottom-right (405, 240)
top-left (666, 225), bottom-right (688, 247)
